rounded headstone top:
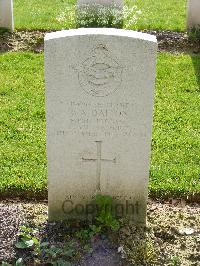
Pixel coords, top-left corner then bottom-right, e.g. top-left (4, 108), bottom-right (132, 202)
top-left (45, 28), bottom-right (157, 44)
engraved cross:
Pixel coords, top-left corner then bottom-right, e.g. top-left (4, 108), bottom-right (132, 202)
top-left (82, 141), bottom-right (116, 192)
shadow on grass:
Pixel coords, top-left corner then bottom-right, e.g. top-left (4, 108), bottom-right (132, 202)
top-left (191, 53), bottom-right (200, 91)
top-left (0, 188), bottom-right (47, 200)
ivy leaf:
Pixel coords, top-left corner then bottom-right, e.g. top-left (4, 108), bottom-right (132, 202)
top-left (32, 237), bottom-right (39, 245)
top-left (110, 220), bottom-right (120, 231)
top-left (15, 239), bottom-right (34, 249)
top-left (19, 226), bottom-right (33, 233)
top-left (62, 249), bottom-right (73, 257)
top-left (40, 242), bottom-right (49, 248)
top-left (24, 240), bottom-right (35, 247)
top-left (1, 262), bottom-right (11, 266)
top-left (15, 258), bottom-right (24, 266)
top-left (15, 241), bottom-right (29, 249)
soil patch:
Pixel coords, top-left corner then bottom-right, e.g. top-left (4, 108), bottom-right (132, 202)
top-left (0, 30), bottom-right (199, 54)
top-left (0, 202), bottom-right (25, 262)
top-left (0, 200), bottom-right (199, 265)
top-left (144, 30), bottom-right (200, 54)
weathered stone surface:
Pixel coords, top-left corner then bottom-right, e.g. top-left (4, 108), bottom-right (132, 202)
top-left (187, 0), bottom-right (200, 30)
top-left (0, 0), bottom-right (14, 31)
top-left (45, 28), bottom-right (157, 224)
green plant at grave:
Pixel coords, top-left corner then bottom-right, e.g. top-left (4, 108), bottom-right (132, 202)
top-left (14, 225), bottom-right (77, 264)
top-left (169, 255), bottom-right (181, 266)
top-left (76, 4), bottom-right (123, 28)
top-left (75, 228), bottom-right (91, 243)
top-left (76, 4), bottom-right (141, 29)
top-left (15, 225), bottom-right (39, 249)
top-left (75, 195), bottom-right (120, 244)
top-left (95, 194), bottom-right (120, 232)
top-left (40, 242), bottom-right (76, 263)
top-left (1, 258), bottom-right (24, 266)
top-left (75, 224), bottom-right (102, 244)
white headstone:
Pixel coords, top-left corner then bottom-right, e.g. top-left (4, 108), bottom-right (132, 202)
top-left (45, 28), bottom-right (157, 224)
top-left (187, 0), bottom-right (200, 30)
top-left (77, 0), bottom-right (123, 8)
top-left (0, 0), bottom-right (14, 31)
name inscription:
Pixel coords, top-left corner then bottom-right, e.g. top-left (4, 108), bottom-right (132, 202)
top-left (55, 100), bottom-right (137, 138)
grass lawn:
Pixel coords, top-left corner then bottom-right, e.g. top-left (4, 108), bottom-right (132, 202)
top-left (0, 52), bottom-right (199, 200)
top-left (14, 0), bottom-right (186, 31)
top-left (0, 53), bottom-right (46, 198)
top-left (151, 53), bottom-right (200, 199)
top-left (125, 0), bottom-right (186, 32)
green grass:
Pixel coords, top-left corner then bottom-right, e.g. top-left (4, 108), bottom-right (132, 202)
top-left (150, 53), bottom-right (200, 199)
top-left (13, 0), bottom-right (186, 31)
top-left (14, 0), bottom-right (76, 30)
top-left (126, 0), bottom-right (186, 32)
top-left (0, 52), bottom-right (199, 200)
top-left (0, 53), bottom-right (46, 198)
